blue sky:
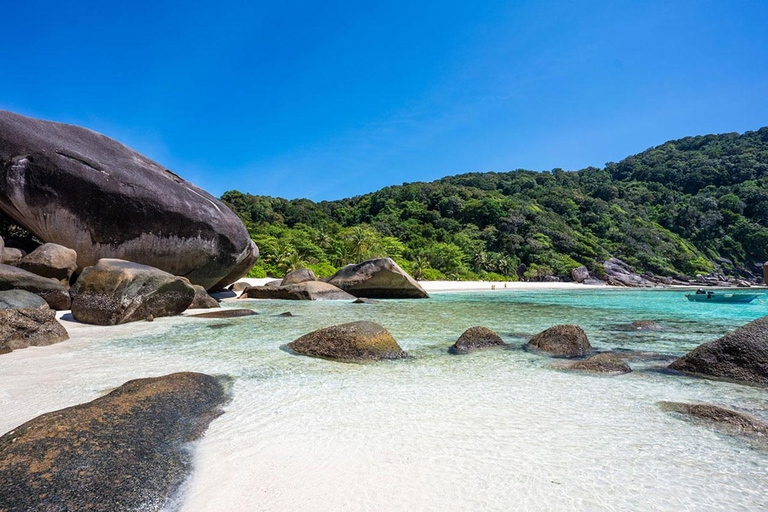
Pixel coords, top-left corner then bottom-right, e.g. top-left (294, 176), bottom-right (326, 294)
top-left (2, 1), bottom-right (767, 200)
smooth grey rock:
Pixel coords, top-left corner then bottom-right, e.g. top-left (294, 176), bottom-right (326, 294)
top-left (240, 281), bottom-right (354, 301)
top-left (527, 324), bottom-right (592, 357)
top-left (327, 258), bottom-right (428, 299)
top-left (17, 243), bottom-right (77, 284)
top-left (0, 110), bottom-right (257, 290)
top-left (0, 264), bottom-right (71, 310)
top-left (288, 321), bottom-right (406, 361)
top-left (570, 266), bottom-right (589, 283)
top-left (70, 259), bottom-right (195, 325)
top-left (0, 247), bottom-right (24, 264)
top-left (188, 285), bottom-right (220, 309)
top-left (449, 326), bottom-right (507, 354)
top-left (281, 268), bottom-right (316, 286)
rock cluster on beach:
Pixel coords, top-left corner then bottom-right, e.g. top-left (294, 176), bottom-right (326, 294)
top-left (0, 110), bottom-right (257, 290)
top-left (288, 321), bottom-right (407, 361)
top-left (669, 315), bottom-right (768, 385)
top-left (0, 372), bottom-right (229, 511)
top-left (0, 289), bottom-right (69, 354)
top-left (0, 263), bottom-right (71, 310)
top-left (241, 280), bottom-right (355, 301)
top-left (449, 326), bottom-right (507, 354)
top-left (527, 324), bottom-right (592, 357)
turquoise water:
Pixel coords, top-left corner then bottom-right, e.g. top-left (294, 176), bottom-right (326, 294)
top-left (1, 289), bottom-right (767, 511)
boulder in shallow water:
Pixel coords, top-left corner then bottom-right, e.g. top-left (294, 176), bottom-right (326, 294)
top-left (0, 263), bottom-right (71, 310)
top-left (0, 289), bottom-right (69, 354)
top-left (327, 258), bottom-right (428, 299)
top-left (527, 324), bottom-right (592, 357)
top-left (565, 353), bottom-right (632, 374)
top-left (17, 242), bottom-right (77, 284)
top-left (0, 110), bottom-right (257, 290)
top-left (669, 315), bottom-right (768, 385)
top-left (240, 281), bottom-right (354, 301)
top-left (0, 372), bottom-right (228, 511)
top-left (281, 268), bottom-right (316, 286)
top-left (616, 320), bottom-right (668, 332)
top-left (70, 258), bottom-right (195, 325)
top-left (659, 402), bottom-right (768, 439)
top-left (449, 326), bottom-right (507, 354)
top-left (288, 321), bottom-right (406, 361)
top-left (188, 284), bottom-right (220, 309)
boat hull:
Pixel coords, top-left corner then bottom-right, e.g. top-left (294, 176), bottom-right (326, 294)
top-left (686, 294), bottom-right (759, 303)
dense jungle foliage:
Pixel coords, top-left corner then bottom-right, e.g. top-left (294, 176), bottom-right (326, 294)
top-left (223, 127), bottom-right (768, 281)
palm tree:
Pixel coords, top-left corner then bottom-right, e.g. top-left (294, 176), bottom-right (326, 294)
top-left (349, 227), bottom-right (373, 262)
top-left (284, 251), bottom-right (306, 273)
top-left (411, 254), bottom-right (431, 280)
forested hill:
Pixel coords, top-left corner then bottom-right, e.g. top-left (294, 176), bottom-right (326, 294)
top-left (223, 127), bottom-right (768, 281)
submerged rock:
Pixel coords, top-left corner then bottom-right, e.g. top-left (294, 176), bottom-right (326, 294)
top-left (565, 353), bottom-right (632, 374)
top-left (70, 259), bottom-right (195, 325)
top-left (281, 268), bottom-right (316, 286)
top-left (277, 311), bottom-right (294, 317)
top-left (288, 321), bottom-right (406, 361)
top-left (352, 297), bottom-right (378, 304)
top-left (327, 258), bottom-right (428, 299)
top-left (0, 109), bottom-right (257, 290)
top-left (0, 263), bottom-right (71, 310)
top-left (16, 243), bottom-right (77, 285)
top-left (669, 315), bottom-right (768, 385)
top-left (660, 402), bottom-right (768, 439)
top-left (0, 289), bottom-right (69, 354)
top-left (240, 281), bottom-right (355, 301)
top-left (527, 324), bottom-right (592, 357)
top-left (189, 309), bottom-right (258, 319)
top-left (616, 320), bottom-right (668, 331)
top-left (0, 372), bottom-right (228, 511)
top-left (188, 284), bottom-right (220, 309)
top-left (449, 326), bottom-right (507, 354)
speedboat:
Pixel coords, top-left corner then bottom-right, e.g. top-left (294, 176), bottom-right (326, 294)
top-left (686, 290), bottom-right (760, 303)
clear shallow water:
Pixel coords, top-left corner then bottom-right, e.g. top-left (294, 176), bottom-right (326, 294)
top-left (2, 289), bottom-right (767, 511)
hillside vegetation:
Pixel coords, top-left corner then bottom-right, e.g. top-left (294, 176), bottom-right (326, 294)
top-left (223, 127), bottom-right (768, 281)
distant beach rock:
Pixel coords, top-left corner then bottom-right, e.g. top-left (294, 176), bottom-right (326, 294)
top-left (230, 281), bottom-right (251, 293)
top-left (564, 353), bottom-right (632, 374)
top-left (0, 263), bottom-right (71, 310)
top-left (449, 326), bottom-right (507, 354)
top-left (188, 284), bottom-right (220, 309)
top-left (602, 258), bottom-right (656, 287)
top-left (669, 315), bottom-right (768, 385)
top-left (70, 259), bottom-right (195, 325)
top-left (570, 265), bottom-right (589, 283)
top-left (16, 243), bottom-right (77, 285)
top-left (0, 289), bottom-right (69, 354)
top-left (352, 297), bottom-right (378, 304)
top-left (281, 268), bottom-right (316, 286)
top-left (264, 279), bottom-right (283, 287)
top-left (763, 262), bottom-right (768, 285)
top-left (327, 258), bottom-right (428, 299)
top-left (0, 110), bottom-right (257, 290)
top-left (189, 309), bottom-right (257, 319)
top-left (288, 321), bottom-right (406, 361)
top-left (240, 281), bottom-right (354, 301)
top-left (527, 324), bottom-right (592, 357)
top-left (660, 401), bottom-right (768, 439)
top-left (0, 372), bottom-right (228, 511)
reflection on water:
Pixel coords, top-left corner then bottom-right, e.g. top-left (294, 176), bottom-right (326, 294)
top-left (1, 289), bottom-right (767, 511)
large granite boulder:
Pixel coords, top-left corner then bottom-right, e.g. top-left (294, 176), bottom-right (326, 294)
top-left (16, 242), bottom-right (77, 284)
top-left (570, 266), bottom-right (589, 283)
top-left (565, 353), bottom-right (632, 374)
top-left (281, 268), bottom-right (316, 286)
top-left (527, 324), bottom-right (592, 357)
top-left (763, 262), bottom-right (768, 285)
top-left (240, 281), bottom-right (355, 301)
top-left (0, 289), bottom-right (69, 354)
top-left (288, 321), bottom-right (407, 361)
top-left (602, 258), bottom-right (655, 287)
top-left (660, 402), bottom-right (768, 439)
top-left (669, 316), bottom-right (768, 385)
top-left (0, 246), bottom-right (24, 264)
top-left (70, 259), bottom-right (195, 325)
top-left (0, 110), bottom-right (257, 290)
top-left (327, 258), bottom-right (428, 299)
top-left (0, 372), bottom-right (228, 511)
top-left (0, 263), bottom-right (71, 310)
top-left (188, 284), bottom-right (221, 309)
top-left (449, 326), bottom-right (507, 354)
